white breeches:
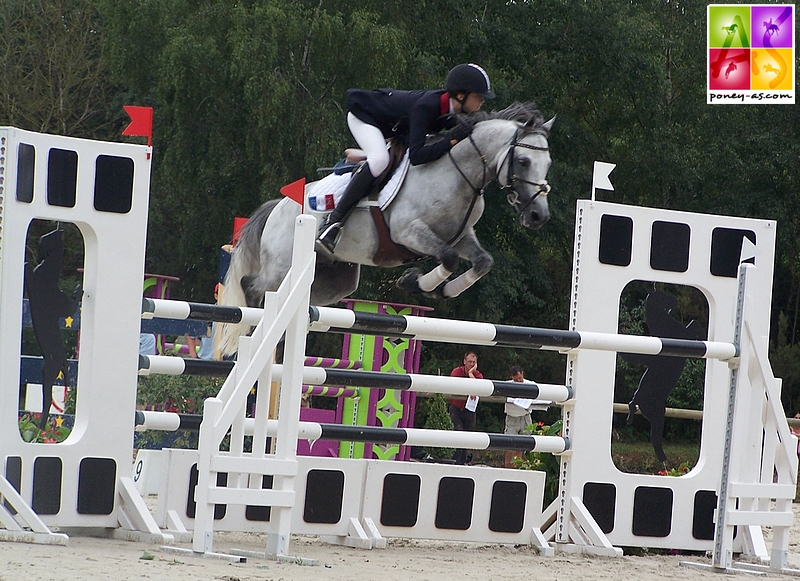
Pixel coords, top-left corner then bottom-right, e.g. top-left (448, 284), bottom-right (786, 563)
top-left (347, 112), bottom-right (390, 177)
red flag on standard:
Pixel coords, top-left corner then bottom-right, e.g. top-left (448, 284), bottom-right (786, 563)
top-left (121, 105), bottom-right (153, 146)
top-left (280, 177), bottom-right (306, 207)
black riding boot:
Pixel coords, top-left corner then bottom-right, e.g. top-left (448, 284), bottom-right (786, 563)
top-left (317, 162), bottom-right (375, 258)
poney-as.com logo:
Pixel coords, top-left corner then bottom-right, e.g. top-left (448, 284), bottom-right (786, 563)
top-left (708, 4), bottom-right (795, 104)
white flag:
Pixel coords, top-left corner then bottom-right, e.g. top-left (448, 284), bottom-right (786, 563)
top-left (740, 236), bottom-right (757, 264)
top-left (592, 161), bottom-right (616, 192)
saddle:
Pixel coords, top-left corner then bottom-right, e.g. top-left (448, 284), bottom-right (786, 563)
top-left (344, 141), bottom-right (420, 266)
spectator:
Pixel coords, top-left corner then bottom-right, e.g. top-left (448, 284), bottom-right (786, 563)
top-left (187, 284), bottom-right (219, 360)
top-left (504, 365), bottom-right (551, 467)
top-left (139, 333), bottom-right (156, 356)
top-left (449, 350), bottom-right (482, 464)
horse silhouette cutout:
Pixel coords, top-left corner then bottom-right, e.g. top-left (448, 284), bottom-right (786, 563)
top-left (725, 62), bottom-right (738, 79)
top-left (24, 230), bottom-right (82, 429)
top-left (722, 23), bottom-right (738, 35)
top-left (764, 63), bottom-right (781, 76)
top-left (763, 18), bottom-right (780, 37)
top-left (621, 290), bottom-right (704, 464)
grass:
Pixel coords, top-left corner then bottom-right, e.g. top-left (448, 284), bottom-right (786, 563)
top-left (611, 441), bottom-right (700, 475)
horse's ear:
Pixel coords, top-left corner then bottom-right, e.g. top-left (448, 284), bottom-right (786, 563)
top-left (543, 115), bottom-right (556, 132)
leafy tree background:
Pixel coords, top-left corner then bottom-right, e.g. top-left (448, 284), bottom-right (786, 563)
top-left (4, 0), bottom-right (800, 438)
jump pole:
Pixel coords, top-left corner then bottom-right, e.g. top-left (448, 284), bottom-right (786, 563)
top-left (137, 355), bottom-right (572, 401)
top-left (144, 297), bottom-right (738, 360)
top-left (134, 410), bottom-right (568, 453)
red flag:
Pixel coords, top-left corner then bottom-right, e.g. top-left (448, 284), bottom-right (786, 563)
top-left (232, 217), bottom-right (248, 246)
top-left (280, 177), bottom-right (306, 207)
top-left (121, 105), bottom-right (153, 147)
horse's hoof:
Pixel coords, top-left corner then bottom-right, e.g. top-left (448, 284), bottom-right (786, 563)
top-left (422, 282), bottom-right (448, 300)
top-left (396, 267), bottom-right (425, 294)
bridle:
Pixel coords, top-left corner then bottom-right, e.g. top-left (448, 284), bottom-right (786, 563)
top-left (446, 123), bottom-right (550, 243)
top-left (499, 127), bottom-right (551, 219)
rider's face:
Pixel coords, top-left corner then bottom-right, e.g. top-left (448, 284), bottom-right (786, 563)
top-left (463, 93), bottom-right (486, 113)
top-left (454, 93), bottom-right (486, 114)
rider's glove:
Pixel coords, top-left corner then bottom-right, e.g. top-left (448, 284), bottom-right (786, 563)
top-left (445, 120), bottom-right (474, 143)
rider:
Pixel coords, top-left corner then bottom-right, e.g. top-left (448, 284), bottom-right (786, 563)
top-left (316, 63), bottom-right (495, 258)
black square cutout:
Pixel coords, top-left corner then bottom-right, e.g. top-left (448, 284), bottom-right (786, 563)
top-left (488, 480), bottom-right (527, 533)
top-left (583, 482), bottom-right (616, 534)
top-left (245, 475), bottom-right (273, 522)
top-left (692, 490), bottom-right (717, 540)
top-left (94, 155), bottom-right (134, 213)
top-left (632, 486), bottom-right (673, 537)
top-left (710, 228), bottom-right (756, 278)
top-left (435, 477), bottom-right (474, 530)
top-left (47, 148), bottom-right (78, 208)
top-left (650, 221), bottom-right (690, 272)
top-left (4, 457), bottom-right (22, 515)
top-left (380, 473), bottom-right (420, 527)
top-left (599, 214), bottom-right (633, 266)
top-left (16, 143), bottom-right (35, 203)
top-left (32, 456), bottom-right (62, 515)
top-left (78, 457), bottom-right (116, 515)
top-left (185, 464), bottom-right (227, 520)
top-left (303, 469), bottom-right (344, 524)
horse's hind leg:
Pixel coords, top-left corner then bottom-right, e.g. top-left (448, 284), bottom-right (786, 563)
top-left (311, 262), bottom-right (360, 305)
top-left (440, 231), bottom-right (493, 298)
top-left (240, 275), bottom-right (264, 308)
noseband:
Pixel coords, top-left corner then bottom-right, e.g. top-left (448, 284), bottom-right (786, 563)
top-left (500, 128), bottom-right (551, 217)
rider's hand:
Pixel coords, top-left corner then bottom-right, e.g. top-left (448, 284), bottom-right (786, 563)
top-left (445, 120), bottom-right (474, 144)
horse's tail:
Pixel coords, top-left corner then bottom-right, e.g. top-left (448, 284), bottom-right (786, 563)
top-left (218, 199), bottom-right (280, 355)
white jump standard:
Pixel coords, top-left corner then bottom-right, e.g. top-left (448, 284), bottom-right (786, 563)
top-left (0, 127), bottom-right (160, 543)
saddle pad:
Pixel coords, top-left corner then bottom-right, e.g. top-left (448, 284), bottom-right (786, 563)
top-left (305, 151), bottom-right (410, 214)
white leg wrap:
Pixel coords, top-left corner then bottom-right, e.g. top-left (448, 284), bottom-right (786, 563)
top-left (417, 264), bottom-right (452, 292)
top-left (443, 269), bottom-right (480, 298)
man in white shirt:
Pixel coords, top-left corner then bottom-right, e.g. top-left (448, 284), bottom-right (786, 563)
top-left (504, 365), bottom-right (550, 468)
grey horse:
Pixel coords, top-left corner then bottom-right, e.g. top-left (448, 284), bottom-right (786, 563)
top-left (219, 103), bottom-right (554, 354)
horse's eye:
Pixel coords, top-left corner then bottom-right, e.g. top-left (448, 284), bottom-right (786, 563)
top-left (517, 157), bottom-right (531, 168)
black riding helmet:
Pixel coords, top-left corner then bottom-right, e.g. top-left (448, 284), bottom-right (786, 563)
top-left (445, 63), bottom-right (496, 99)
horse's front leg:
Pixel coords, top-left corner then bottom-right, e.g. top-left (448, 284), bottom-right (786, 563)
top-left (394, 221), bottom-right (461, 296)
top-left (441, 231), bottom-right (494, 298)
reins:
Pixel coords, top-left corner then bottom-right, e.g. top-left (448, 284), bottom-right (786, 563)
top-left (446, 124), bottom-right (550, 244)
top-left (446, 131), bottom-right (488, 245)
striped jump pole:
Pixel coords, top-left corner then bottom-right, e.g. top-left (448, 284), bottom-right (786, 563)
top-left (133, 410), bottom-right (569, 454)
top-left (142, 297), bottom-right (263, 326)
top-left (136, 355), bottom-right (361, 376)
top-left (137, 355), bottom-right (572, 402)
top-left (142, 298), bottom-right (737, 360)
top-left (309, 306), bottom-right (739, 360)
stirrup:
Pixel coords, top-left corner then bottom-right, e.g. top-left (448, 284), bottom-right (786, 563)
top-left (316, 221), bottom-right (342, 258)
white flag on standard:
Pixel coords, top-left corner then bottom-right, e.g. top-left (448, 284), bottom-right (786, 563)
top-left (740, 236), bottom-right (757, 264)
top-left (591, 161), bottom-right (616, 201)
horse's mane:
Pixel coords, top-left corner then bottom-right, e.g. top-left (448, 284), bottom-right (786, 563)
top-left (460, 101), bottom-right (548, 135)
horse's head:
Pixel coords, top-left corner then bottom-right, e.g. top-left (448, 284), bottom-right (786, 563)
top-left (496, 115), bottom-right (554, 230)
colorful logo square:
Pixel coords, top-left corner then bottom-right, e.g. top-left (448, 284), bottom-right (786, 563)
top-left (752, 47), bottom-right (793, 90)
top-left (709, 49), bottom-right (751, 89)
top-left (707, 5), bottom-right (795, 104)
top-left (709, 5), bottom-right (751, 48)
top-left (752, 5), bottom-right (793, 48)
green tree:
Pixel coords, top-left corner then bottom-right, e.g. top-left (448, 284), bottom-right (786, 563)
top-left (0, 0), bottom-right (119, 137)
